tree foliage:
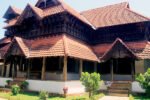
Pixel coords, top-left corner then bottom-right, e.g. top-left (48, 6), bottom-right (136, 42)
top-left (80, 72), bottom-right (101, 98)
top-left (11, 85), bottom-right (20, 95)
top-left (136, 68), bottom-right (150, 96)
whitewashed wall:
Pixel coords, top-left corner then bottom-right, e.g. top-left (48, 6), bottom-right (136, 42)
top-left (26, 80), bottom-right (65, 94)
top-left (65, 81), bottom-right (85, 94)
top-left (132, 81), bottom-right (145, 93)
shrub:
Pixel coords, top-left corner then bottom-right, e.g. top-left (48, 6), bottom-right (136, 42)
top-left (6, 80), bottom-right (12, 85)
top-left (39, 91), bottom-right (49, 100)
top-left (80, 72), bottom-right (101, 98)
top-left (11, 85), bottom-right (20, 95)
top-left (136, 68), bottom-right (150, 97)
top-left (21, 81), bottom-right (29, 90)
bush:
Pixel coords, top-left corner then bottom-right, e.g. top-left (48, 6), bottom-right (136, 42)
top-left (11, 85), bottom-right (20, 95)
top-left (136, 68), bottom-right (150, 97)
top-left (21, 81), bottom-right (29, 90)
top-left (6, 80), bottom-right (12, 85)
top-left (80, 72), bottom-right (101, 99)
top-left (39, 91), bottom-right (49, 100)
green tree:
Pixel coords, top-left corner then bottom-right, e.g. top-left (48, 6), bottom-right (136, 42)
top-left (136, 68), bottom-right (150, 97)
top-left (11, 85), bottom-right (20, 95)
top-left (80, 72), bottom-right (101, 98)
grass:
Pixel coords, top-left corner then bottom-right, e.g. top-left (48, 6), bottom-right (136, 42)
top-left (130, 94), bottom-right (150, 100)
top-left (0, 92), bottom-right (104, 100)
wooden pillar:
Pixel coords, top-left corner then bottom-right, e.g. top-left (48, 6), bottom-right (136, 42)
top-left (59, 57), bottom-right (62, 70)
top-left (9, 60), bottom-right (13, 77)
top-left (6, 64), bottom-right (10, 77)
top-left (131, 60), bottom-right (135, 81)
top-left (111, 60), bottom-right (114, 81)
top-left (27, 59), bottom-right (30, 79)
top-left (63, 56), bottom-right (67, 81)
top-left (41, 57), bottom-right (46, 80)
top-left (14, 59), bottom-right (17, 78)
top-left (79, 59), bottom-right (83, 77)
top-left (94, 62), bottom-right (97, 72)
top-left (1, 60), bottom-right (5, 77)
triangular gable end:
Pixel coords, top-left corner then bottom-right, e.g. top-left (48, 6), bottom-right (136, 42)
top-left (3, 6), bottom-right (21, 19)
top-left (101, 38), bottom-right (138, 61)
top-left (36, 0), bottom-right (60, 8)
top-left (16, 4), bottom-right (43, 24)
top-left (5, 40), bottom-right (25, 58)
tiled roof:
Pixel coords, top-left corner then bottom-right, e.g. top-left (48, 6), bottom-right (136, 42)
top-left (100, 38), bottom-right (138, 61)
top-left (6, 0), bottom-right (92, 27)
top-left (8, 35), bottom-right (98, 61)
top-left (3, 6), bottom-right (22, 19)
top-left (16, 4), bottom-right (43, 24)
top-left (93, 40), bottom-right (150, 60)
top-left (0, 44), bottom-right (11, 59)
top-left (3, 18), bottom-right (18, 28)
top-left (81, 2), bottom-right (150, 28)
top-left (0, 37), bottom-right (11, 45)
top-left (11, 6), bottom-right (22, 15)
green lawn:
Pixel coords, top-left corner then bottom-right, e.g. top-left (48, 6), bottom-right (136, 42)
top-left (130, 94), bottom-right (150, 100)
top-left (0, 92), bottom-right (104, 100)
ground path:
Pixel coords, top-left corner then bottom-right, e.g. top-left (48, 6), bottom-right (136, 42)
top-left (0, 98), bottom-right (7, 100)
top-left (100, 96), bottom-right (129, 100)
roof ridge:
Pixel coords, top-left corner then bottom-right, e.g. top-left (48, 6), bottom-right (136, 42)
top-left (81, 2), bottom-right (129, 14)
top-left (125, 8), bottom-right (150, 20)
top-left (59, 0), bottom-right (95, 28)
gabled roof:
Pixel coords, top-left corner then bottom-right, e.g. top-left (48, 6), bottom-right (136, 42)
top-left (81, 2), bottom-right (150, 28)
top-left (93, 39), bottom-right (150, 61)
top-left (16, 4), bottom-right (43, 24)
top-left (5, 0), bottom-right (92, 28)
top-left (3, 6), bottom-right (22, 19)
top-left (100, 38), bottom-right (138, 61)
top-left (42, 0), bottom-right (93, 27)
top-left (7, 35), bottom-right (98, 61)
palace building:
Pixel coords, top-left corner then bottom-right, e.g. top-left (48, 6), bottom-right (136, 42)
top-left (0, 0), bottom-right (149, 95)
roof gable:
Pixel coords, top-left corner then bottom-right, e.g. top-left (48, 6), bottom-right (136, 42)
top-left (3, 6), bottom-right (22, 19)
top-left (16, 4), bottom-right (43, 24)
top-left (36, 0), bottom-right (60, 9)
top-left (101, 38), bottom-right (138, 61)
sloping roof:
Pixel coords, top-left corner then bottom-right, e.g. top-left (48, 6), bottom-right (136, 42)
top-left (16, 4), bottom-right (43, 24)
top-left (93, 40), bottom-right (150, 60)
top-left (3, 18), bottom-right (18, 28)
top-left (0, 44), bottom-right (11, 59)
top-left (7, 35), bottom-right (98, 61)
top-left (100, 38), bottom-right (138, 61)
top-left (41, 0), bottom-right (92, 26)
top-left (14, 0), bottom-right (92, 27)
top-left (0, 37), bottom-right (11, 45)
top-left (81, 2), bottom-right (150, 28)
top-left (3, 6), bottom-right (22, 19)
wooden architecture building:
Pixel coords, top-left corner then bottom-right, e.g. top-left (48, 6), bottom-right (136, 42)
top-left (0, 0), bottom-right (149, 94)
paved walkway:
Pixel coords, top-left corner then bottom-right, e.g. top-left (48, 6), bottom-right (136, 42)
top-left (100, 96), bottom-right (129, 100)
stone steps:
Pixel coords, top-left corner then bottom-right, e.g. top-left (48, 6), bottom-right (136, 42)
top-left (108, 81), bottom-right (131, 97)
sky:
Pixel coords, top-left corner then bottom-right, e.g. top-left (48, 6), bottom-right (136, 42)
top-left (0, 0), bottom-right (150, 38)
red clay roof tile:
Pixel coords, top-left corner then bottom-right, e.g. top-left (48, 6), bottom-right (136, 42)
top-left (8, 35), bottom-right (98, 61)
top-left (81, 2), bottom-right (150, 28)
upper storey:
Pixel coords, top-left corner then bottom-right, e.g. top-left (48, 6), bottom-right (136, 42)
top-left (3, 1), bottom-right (150, 44)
